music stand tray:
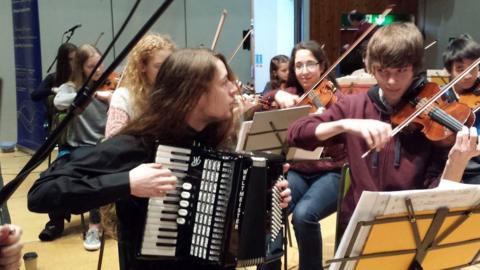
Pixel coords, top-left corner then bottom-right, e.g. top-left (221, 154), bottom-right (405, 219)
top-left (236, 105), bottom-right (312, 157)
top-left (328, 182), bottom-right (480, 270)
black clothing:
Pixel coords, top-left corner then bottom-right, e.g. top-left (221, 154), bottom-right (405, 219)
top-left (31, 73), bottom-right (56, 102)
top-left (28, 133), bottom-right (234, 270)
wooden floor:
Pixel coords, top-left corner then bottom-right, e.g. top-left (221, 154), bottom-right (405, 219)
top-left (1, 149), bottom-right (479, 270)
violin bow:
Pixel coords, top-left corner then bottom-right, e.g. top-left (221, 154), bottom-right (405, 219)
top-left (424, 40), bottom-right (437, 50)
top-left (93, 32), bottom-right (105, 47)
top-left (211, 9), bottom-right (228, 51)
top-left (297, 5), bottom-right (395, 103)
top-left (362, 56), bottom-right (480, 158)
top-left (228, 28), bottom-right (253, 64)
top-left (115, 64), bottom-right (127, 90)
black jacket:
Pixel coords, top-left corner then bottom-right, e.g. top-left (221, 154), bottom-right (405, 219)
top-left (28, 134), bottom-right (233, 270)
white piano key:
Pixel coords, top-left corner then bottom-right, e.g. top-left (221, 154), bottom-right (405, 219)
top-left (141, 247), bottom-right (176, 257)
top-left (156, 144), bottom-right (191, 155)
top-left (143, 229), bottom-right (177, 238)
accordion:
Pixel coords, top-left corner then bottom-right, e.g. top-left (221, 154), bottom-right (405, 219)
top-left (137, 143), bottom-right (285, 267)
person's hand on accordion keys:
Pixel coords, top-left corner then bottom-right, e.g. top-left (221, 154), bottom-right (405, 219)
top-left (277, 163), bottom-right (292, 209)
top-left (129, 163), bottom-right (177, 198)
top-left (127, 162), bottom-right (292, 208)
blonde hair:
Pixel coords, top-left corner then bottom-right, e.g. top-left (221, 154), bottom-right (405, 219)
top-left (367, 22), bottom-right (424, 75)
top-left (70, 44), bottom-right (101, 89)
top-left (120, 33), bottom-right (175, 116)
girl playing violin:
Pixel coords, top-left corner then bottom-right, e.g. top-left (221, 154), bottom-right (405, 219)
top-left (51, 44), bottom-right (111, 250)
top-left (443, 34), bottom-right (480, 184)
top-left (105, 33), bottom-right (175, 138)
top-left (262, 54), bottom-right (289, 95)
top-left (287, 23), bottom-right (480, 247)
top-left (262, 41), bottom-right (345, 270)
top-left (263, 41), bottom-right (341, 111)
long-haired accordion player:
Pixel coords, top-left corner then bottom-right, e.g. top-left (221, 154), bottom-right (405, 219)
top-left (27, 49), bottom-right (292, 270)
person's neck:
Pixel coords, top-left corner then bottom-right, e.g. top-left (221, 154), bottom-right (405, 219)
top-left (378, 88), bottom-right (396, 111)
top-left (186, 114), bottom-right (207, 132)
top-left (303, 83), bottom-right (314, 91)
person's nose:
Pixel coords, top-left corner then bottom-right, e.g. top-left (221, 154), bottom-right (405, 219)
top-left (228, 81), bottom-right (237, 96)
top-left (387, 75), bottom-right (396, 86)
top-left (465, 70), bottom-right (474, 80)
top-left (299, 65), bottom-right (309, 75)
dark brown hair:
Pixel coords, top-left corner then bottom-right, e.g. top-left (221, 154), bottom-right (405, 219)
top-left (443, 34), bottom-right (480, 73)
top-left (55, 43), bottom-right (77, 87)
top-left (367, 22), bottom-right (424, 75)
top-left (119, 48), bottom-right (235, 148)
top-left (286, 40), bottom-right (338, 94)
top-left (269, 54), bottom-right (289, 89)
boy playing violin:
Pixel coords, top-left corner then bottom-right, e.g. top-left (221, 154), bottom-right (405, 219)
top-left (287, 22), bottom-right (480, 242)
top-left (443, 34), bottom-right (480, 184)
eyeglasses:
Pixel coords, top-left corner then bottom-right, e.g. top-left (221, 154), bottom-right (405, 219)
top-left (295, 61), bottom-right (319, 72)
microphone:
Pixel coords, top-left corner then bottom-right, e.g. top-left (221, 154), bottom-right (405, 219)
top-left (64, 24), bottom-right (82, 34)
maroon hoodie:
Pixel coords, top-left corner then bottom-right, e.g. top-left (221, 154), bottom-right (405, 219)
top-left (287, 86), bottom-right (449, 231)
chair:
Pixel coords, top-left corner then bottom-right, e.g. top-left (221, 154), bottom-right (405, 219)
top-left (46, 95), bottom-right (69, 165)
top-left (45, 96), bottom-right (88, 237)
top-left (334, 164), bottom-right (351, 251)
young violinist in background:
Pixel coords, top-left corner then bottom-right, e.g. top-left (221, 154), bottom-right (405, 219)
top-left (443, 34), bottom-right (480, 184)
top-left (287, 23), bottom-right (480, 255)
top-left (263, 41), bottom-right (341, 111)
top-left (41, 44), bottom-right (111, 250)
top-left (31, 43), bottom-right (77, 135)
top-left (105, 33), bottom-right (175, 138)
top-left (31, 43), bottom-right (77, 102)
top-left (262, 54), bottom-right (289, 95)
top-left (262, 41), bottom-right (346, 270)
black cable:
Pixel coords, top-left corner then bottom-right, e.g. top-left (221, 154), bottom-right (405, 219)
top-left (110, 0), bottom-right (116, 59)
top-left (0, 0), bottom-right (176, 205)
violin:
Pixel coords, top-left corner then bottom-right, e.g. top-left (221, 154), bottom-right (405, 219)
top-left (362, 57), bottom-right (480, 158)
top-left (298, 79), bottom-right (338, 112)
top-left (457, 77), bottom-right (480, 111)
top-left (98, 71), bottom-right (119, 91)
top-left (391, 82), bottom-right (475, 143)
top-left (93, 71), bottom-right (119, 105)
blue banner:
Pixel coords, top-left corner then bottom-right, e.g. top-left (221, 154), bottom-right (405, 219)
top-left (11, 0), bottom-right (45, 151)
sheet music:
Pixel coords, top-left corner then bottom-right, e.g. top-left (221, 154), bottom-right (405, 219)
top-left (329, 180), bottom-right (480, 270)
top-left (235, 120), bottom-right (252, 152)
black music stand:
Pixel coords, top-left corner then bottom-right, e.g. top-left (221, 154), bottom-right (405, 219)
top-left (237, 105), bottom-right (314, 159)
top-left (327, 197), bottom-right (480, 270)
top-left (236, 105), bottom-right (313, 270)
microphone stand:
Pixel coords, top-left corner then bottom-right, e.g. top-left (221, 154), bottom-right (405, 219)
top-left (46, 29), bottom-right (76, 73)
top-left (0, 0), bottom-right (175, 205)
